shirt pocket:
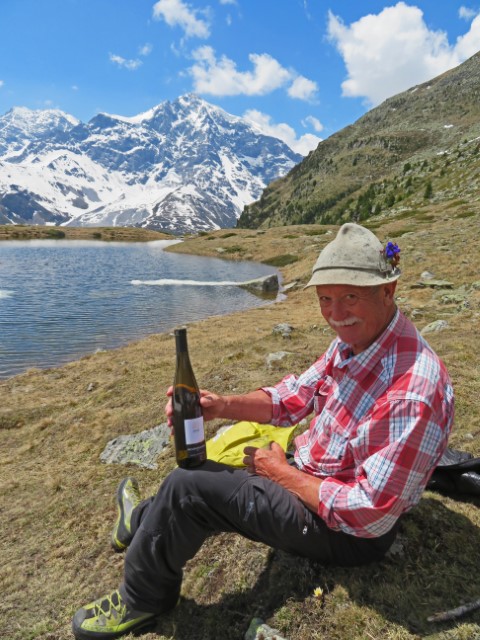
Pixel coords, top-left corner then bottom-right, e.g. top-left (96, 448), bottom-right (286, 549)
top-left (315, 410), bottom-right (355, 475)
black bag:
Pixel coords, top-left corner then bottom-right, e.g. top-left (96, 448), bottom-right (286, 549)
top-left (427, 447), bottom-right (480, 496)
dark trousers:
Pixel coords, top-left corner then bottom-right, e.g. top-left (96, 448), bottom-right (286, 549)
top-left (120, 461), bottom-right (397, 613)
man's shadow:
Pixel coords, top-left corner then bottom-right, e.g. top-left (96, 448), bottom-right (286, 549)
top-left (152, 494), bottom-right (480, 640)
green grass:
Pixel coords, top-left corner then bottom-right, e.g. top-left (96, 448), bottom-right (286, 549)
top-left (261, 254), bottom-right (299, 267)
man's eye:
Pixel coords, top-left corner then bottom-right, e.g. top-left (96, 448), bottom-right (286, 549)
top-left (345, 295), bottom-right (358, 304)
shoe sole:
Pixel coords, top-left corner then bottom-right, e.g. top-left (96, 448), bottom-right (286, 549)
top-left (72, 615), bottom-right (157, 640)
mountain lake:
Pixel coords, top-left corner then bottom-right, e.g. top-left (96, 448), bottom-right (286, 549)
top-left (0, 239), bottom-right (281, 379)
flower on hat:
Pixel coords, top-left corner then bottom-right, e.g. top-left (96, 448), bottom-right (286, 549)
top-left (382, 241), bottom-right (400, 270)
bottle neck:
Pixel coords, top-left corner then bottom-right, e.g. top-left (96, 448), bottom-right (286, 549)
top-left (175, 329), bottom-right (188, 354)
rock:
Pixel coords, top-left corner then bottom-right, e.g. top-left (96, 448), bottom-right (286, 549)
top-left (421, 320), bottom-right (449, 335)
top-left (266, 351), bottom-right (293, 368)
top-left (86, 382), bottom-right (96, 392)
top-left (440, 293), bottom-right (468, 305)
top-left (386, 535), bottom-right (407, 559)
top-left (245, 618), bottom-right (288, 640)
top-left (415, 279), bottom-right (454, 289)
top-left (100, 423), bottom-right (171, 469)
top-left (421, 271), bottom-right (435, 280)
top-left (216, 247), bottom-right (226, 253)
top-left (272, 323), bottom-right (294, 339)
top-left (239, 274), bottom-right (279, 293)
top-left (282, 281), bottom-right (298, 291)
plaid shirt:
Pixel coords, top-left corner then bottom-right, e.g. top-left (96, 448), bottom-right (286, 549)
top-left (263, 310), bottom-right (454, 538)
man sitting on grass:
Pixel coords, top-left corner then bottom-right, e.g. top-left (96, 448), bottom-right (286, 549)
top-left (72, 223), bottom-right (454, 640)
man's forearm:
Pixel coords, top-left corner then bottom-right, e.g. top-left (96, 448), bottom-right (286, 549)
top-left (220, 389), bottom-right (273, 423)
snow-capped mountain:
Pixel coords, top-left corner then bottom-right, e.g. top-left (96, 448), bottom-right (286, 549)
top-left (0, 95), bottom-right (302, 233)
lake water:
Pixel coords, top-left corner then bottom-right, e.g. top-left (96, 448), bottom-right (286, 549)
top-left (0, 239), bottom-right (280, 379)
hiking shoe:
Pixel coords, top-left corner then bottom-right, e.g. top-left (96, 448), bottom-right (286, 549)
top-left (72, 589), bottom-right (155, 640)
top-left (111, 478), bottom-right (141, 552)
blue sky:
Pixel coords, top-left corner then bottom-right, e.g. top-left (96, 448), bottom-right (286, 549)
top-left (1, 0), bottom-right (480, 153)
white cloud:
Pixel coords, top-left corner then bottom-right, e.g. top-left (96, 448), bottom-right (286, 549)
top-left (189, 47), bottom-right (318, 102)
top-left (219, 0), bottom-right (237, 4)
top-left (302, 115), bottom-right (324, 132)
top-left (139, 43), bottom-right (153, 56)
top-left (287, 75), bottom-right (318, 100)
top-left (327, 2), bottom-right (480, 106)
top-left (153, 0), bottom-right (210, 39)
top-left (189, 47), bottom-right (292, 95)
top-left (109, 53), bottom-right (142, 70)
top-left (243, 109), bottom-right (322, 155)
top-left (0, 80), bottom-right (4, 88)
top-left (455, 14), bottom-right (480, 58)
top-left (459, 6), bottom-right (477, 20)
top-left (71, 85), bottom-right (79, 91)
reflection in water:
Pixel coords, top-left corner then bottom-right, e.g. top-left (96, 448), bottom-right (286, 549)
top-left (0, 240), bottom-right (280, 378)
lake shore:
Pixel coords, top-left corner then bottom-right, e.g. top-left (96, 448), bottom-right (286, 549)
top-left (1, 212), bottom-right (480, 639)
top-left (0, 224), bottom-right (172, 242)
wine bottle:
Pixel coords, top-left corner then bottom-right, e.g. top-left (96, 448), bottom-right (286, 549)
top-left (172, 327), bottom-right (207, 468)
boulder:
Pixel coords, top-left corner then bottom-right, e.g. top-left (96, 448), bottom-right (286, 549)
top-left (421, 320), bottom-right (449, 335)
top-left (239, 274), bottom-right (279, 293)
top-left (272, 323), bottom-right (294, 339)
top-left (100, 423), bottom-right (171, 469)
top-left (266, 351), bottom-right (293, 368)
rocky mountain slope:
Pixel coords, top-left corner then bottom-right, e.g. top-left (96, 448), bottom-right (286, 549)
top-left (0, 95), bottom-right (302, 233)
top-left (238, 51), bottom-right (480, 229)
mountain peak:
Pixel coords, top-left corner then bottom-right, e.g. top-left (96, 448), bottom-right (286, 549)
top-left (0, 95), bottom-right (301, 233)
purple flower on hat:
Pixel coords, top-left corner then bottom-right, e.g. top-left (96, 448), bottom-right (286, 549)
top-left (382, 241), bottom-right (400, 269)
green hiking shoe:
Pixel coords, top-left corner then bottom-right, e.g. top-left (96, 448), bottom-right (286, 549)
top-left (72, 589), bottom-right (155, 640)
top-left (111, 478), bottom-right (141, 552)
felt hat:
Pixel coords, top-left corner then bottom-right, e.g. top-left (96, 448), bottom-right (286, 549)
top-left (305, 223), bottom-right (401, 288)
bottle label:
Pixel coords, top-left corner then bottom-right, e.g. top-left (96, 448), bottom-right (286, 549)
top-left (184, 416), bottom-right (205, 445)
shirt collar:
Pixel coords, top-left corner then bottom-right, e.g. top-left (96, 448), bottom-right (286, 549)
top-left (333, 309), bottom-right (405, 379)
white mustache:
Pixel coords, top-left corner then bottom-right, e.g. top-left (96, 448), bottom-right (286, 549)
top-left (329, 317), bottom-right (361, 328)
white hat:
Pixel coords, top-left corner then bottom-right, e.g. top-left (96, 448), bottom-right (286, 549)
top-left (305, 223), bottom-right (401, 288)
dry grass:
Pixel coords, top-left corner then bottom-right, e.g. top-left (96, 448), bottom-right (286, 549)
top-left (1, 209), bottom-right (480, 640)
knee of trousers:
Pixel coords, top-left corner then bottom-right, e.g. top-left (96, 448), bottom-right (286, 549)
top-left (157, 461), bottom-right (244, 508)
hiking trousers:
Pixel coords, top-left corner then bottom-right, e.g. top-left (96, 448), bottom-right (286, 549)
top-left (120, 460), bottom-right (397, 613)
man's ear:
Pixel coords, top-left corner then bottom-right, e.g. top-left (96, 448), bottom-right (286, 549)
top-left (383, 281), bottom-right (397, 305)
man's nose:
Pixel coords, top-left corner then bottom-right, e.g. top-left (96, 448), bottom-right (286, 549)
top-left (330, 298), bottom-right (349, 318)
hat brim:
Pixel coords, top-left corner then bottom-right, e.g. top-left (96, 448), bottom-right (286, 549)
top-left (304, 267), bottom-right (401, 288)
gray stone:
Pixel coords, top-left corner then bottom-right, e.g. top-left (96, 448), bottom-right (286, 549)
top-left (245, 618), bottom-right (288, 640)
top-left (415, 279), bottom-right (454, 289)
top-left (420, 271), bottom-right (435, 280)
top-left (421, 320), bottom-right (449, 335)
top-left (282, 281), bottom-right (298, 291)
top-left (100, 423), bottom-right (171, 469)
top-left (386, 535), bottom-right (407, 559)
top-left (272, 323), bottom-right (294, 338)
top-left (266, 351), bottom-right (293, 368)
top-left (440, 293), bottom-right (468, 305)
top-left (239, 274), bottom-right (279, 293)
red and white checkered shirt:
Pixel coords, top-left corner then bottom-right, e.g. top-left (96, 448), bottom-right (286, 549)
top-left (263, 310), bottom-right (454, 538)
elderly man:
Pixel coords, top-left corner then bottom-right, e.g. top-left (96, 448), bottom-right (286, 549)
top-left (73, 223), bottom-right (454, 640)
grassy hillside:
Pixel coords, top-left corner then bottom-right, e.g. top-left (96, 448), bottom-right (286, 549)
top-left (1, 207), bottom-right (480, 640)
top-left (239, 52), bottom-right (480, 231)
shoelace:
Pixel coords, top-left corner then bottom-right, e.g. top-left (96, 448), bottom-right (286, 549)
top-left (95, 591), bottom-right (126, 621)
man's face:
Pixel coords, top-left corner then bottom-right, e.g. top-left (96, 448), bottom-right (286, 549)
top-left (315, 283), bottom-right (397, 354)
